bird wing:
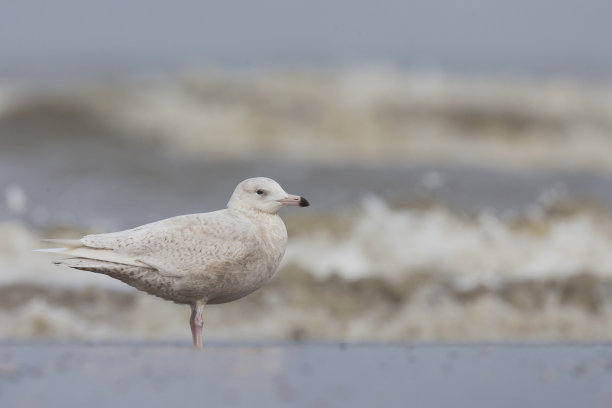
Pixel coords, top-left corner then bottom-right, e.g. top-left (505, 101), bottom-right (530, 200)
top-left (78, 210), bottom-right (258, 278)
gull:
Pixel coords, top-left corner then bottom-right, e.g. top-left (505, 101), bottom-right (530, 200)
top-left (37, 177), bottom-right (309, 347)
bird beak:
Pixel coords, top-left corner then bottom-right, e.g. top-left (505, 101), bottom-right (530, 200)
top-left (277, 194), bottom-right (310, 207)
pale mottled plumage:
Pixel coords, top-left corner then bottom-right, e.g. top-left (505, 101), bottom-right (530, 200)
top-left (38, 177), bottom-right (309, 347)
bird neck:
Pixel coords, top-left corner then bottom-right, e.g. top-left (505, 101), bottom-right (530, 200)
top-left (229, 206), bottom-right (279, 220)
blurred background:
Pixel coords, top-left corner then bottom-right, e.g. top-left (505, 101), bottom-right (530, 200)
top-left (2, 0), bottom-right (612, 343)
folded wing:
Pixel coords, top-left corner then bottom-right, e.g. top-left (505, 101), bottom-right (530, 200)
top-left (42, 210), bottom-right (257, 278)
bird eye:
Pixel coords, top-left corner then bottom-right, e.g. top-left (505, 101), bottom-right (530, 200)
top-left (256, 189), bottom-right (264, 195)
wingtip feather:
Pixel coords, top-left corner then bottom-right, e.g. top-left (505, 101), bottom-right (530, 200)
top-left (33, 247), bottom-right (67, 253)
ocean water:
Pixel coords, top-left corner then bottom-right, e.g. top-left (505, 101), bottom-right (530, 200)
top-left (3, 69), bottom-right (612, 342)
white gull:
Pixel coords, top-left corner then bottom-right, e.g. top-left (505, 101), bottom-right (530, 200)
top-left (37, 177), bottom-right (309, 347)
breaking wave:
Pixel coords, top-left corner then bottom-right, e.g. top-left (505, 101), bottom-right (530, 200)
top-left (3, 68), bottom-right (612, 170)
top-left (3, 195), bottom-right (612, 342)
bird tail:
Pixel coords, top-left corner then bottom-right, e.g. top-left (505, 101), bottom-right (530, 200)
top-left (40, 239), bottom-right (83, 247)
top-left (34, 241), bottom-right (148, 268)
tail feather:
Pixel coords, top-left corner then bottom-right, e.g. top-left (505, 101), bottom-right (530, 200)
top-left (36, 241), bottom-right (148, 268)
top-left (40, 239), bottom-right (83, 247)
top-left (33, 247), bottom-right (68, 253)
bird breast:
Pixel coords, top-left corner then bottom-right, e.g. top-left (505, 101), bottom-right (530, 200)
top-left (196, 213), bottom-right (288, 305)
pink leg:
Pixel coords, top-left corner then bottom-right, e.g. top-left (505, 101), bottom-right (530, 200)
top-left (189, 301), bottom-right (205, 348)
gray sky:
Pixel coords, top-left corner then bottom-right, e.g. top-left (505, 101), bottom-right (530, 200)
top-left (1, 0), bottom-right (612, 78)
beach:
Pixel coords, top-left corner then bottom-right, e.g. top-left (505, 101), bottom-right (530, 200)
top-left (4, 2), bottom-right (612, 406)
top-left (2, 342), bottom-right (612, 408)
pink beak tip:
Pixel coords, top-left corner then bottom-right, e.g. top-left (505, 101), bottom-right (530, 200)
top-left (278, 195), bottom-right (309, 207)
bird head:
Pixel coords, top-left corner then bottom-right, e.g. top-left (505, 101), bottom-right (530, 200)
top-left (227, 177), bottom-right (309, 214)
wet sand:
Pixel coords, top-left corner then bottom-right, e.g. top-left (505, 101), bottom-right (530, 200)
top-left (1, 342), bottom-right (612, 408)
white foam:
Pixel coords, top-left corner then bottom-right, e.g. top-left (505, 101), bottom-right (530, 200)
top-left (284, 196), bottom-right (612, 284)
top-left (13, 69), bottom-right (612, 171)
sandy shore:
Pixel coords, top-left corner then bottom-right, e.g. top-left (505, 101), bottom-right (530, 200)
top-left (1, 342), bottom-right (612, 408)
